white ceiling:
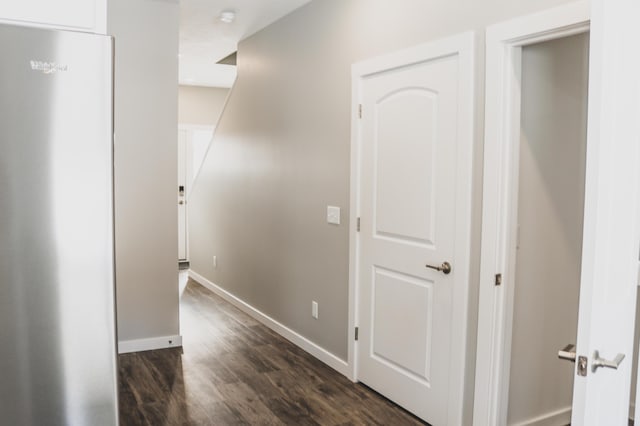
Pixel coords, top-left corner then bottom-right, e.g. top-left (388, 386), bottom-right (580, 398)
top-left (179, 0), bottom-right (311, 88)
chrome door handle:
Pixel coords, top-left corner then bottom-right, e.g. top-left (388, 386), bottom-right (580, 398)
top-left (558, 344), bottom-right (576, 362)
top-left (425, 261), bottom-right (452, 275)
top-left (592, 350), bottom-right (625, 372)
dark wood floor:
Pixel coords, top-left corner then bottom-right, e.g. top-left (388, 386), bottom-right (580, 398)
top-left (118, 278), bottom-right (427, 425)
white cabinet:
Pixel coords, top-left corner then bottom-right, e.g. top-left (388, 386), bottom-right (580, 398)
top-left (0, 0), bottom-right (106, 34)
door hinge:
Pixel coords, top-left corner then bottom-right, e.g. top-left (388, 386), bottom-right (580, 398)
top-left (358, 104), bottom-right (362, 119)
top-left (495, 273), bottom-right (502, 286)
top-left (357, 217), bottom-right (361, 232)
top-left (355, 327), bottom-right (359, 341)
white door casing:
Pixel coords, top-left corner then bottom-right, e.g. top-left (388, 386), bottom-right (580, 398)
top-left (473, 3), bottom-right (590, 425)
top-left (349, 32), bottom-right (474, 425)
top-left (571, 0), bottom-right (640, 423)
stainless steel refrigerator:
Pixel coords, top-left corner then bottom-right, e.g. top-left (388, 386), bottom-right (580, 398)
top-left (0, 23), bottom-right (118, 425)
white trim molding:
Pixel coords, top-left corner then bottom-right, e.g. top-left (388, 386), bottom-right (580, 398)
top-left (472, 2), bottom-right (590, 425)
top-left (510, 406), bottom-right (571, 426)
top-left (188, 270), bottom-right (351, 378)
top-left (118, 334), bottom-right (183, 354)
top-left (349, 31), bottom-right (475, 425)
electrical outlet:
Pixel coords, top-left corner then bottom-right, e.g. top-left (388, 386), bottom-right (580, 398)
top-left (212, 255), bottom-right (217, 269)
top-left (312, 301), bottom-right (319, 319)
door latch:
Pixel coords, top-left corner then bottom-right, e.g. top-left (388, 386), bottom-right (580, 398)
top-left (558, 343), bottom-right (588, 376)
top-left (577, 356), bottom-right (588, 376)
top-left (558, 344), bottom-right (576, 362)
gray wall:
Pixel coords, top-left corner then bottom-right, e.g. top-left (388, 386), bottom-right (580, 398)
top-left (108, 0), bottom-right (180, 344)
top-left (188, 0), bottom-right (576, 379)
top-left (507, 33), bottom-right (589, 425)
top-left (178, 85), bottom-right (229, 126)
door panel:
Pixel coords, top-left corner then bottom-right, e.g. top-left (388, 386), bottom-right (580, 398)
top-left (571, 0), bottom-right (640, 422)
top-left (372, 267), bottom-right (434, 382)
top-left (358, 51), bottom-right (460, 425)
top-left (375, 88), bottom-right (437, 244)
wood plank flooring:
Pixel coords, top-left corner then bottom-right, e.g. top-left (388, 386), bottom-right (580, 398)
top-left (118, 278), bottom-right (427, 425)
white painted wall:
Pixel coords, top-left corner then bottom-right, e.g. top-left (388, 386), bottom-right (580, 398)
top-left (108, 0), bottom-right (181, 350)
top-left (178, 85), bottom-right (229, 127)
top-left (0, 0), bottom-right (107, 34)
top-left (507, 33), bottom-right (589, 425)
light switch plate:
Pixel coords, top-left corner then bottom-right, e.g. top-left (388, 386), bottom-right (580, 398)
top-left (327, 206), bottom-right (340, 225)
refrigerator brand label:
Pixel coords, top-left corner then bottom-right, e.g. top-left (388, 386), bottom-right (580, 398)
top-left (30, 60), bottom-right (68, 74)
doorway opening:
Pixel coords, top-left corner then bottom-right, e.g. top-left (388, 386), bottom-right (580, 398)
top-left (178, 125), bottom-right (214, 264)
top-left (176, 83), bottom-right (231, 279)
top-left (506, 32), bottom-right (589, 426)
top-left (472, 4), bottom-right (592, 424)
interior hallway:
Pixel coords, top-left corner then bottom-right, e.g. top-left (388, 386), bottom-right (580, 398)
top-left (118, 274), bottom-right (426, 425)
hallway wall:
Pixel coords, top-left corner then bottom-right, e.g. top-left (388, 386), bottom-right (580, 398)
top-left (178, 85), bottom-right (229, 126)
top-left (188, 1), bottom-right (579, 418)
top-left (109, 0), bottom-right (181, 348)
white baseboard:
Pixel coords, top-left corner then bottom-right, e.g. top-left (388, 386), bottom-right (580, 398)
top-left (511, 406), bottom-right (571, 426)
top-left (118, 334), bottom-right (183, 354)
top-left (512, 400), bottom-right (637, 425)
top-left (188, 269), bottom-right (350, 378)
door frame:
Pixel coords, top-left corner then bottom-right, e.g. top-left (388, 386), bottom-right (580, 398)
top-left (472, 2), bottom-right (590, 425)
top-left (348, 32), bottom-right (475, 424)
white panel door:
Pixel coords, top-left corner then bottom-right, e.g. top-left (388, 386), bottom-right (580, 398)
top-left (355, 36), bottom-right (472, 425)
top-left (570, 0), bottom-right (640, 422)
